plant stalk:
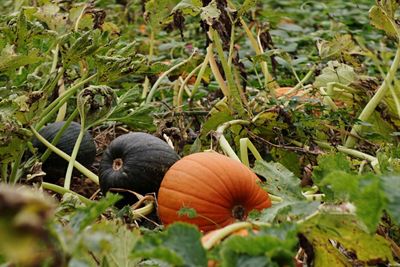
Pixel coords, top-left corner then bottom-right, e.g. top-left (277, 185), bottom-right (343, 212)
top-left (41, 109), bottom-right (79, 162)
top-left (202, 221), bottom-right (253, 250)
top-left (42, 182), bottom-right (93, 205)
top-left (239, 18), bottom-right (275, 94)
top-left (216, 120), bottom-right (250, 161)
top-left (211, 29), bottom-right (246, 116)
top-left (146, 52), bottom-right (196, 103)
top-left (345, 44), bottom-right (400, 148)
top-left (36, 73), bottom-right (97, 130)
top-left (64, 121), bottom-right (86, 190)
top-left (30, 126), bottom-right (99, 184)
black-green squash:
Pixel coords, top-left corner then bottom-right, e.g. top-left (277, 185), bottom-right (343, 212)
top-left (32, 121), bottom-right (97, 182)
top-left (99, 132), bottom-right (180, 202)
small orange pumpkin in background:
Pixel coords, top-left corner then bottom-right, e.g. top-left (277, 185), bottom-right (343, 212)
top-left (157, 152), bottom-right (271, 232)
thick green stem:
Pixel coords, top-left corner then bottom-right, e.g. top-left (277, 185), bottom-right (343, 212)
top-left (41, 109), bottom-right (79, 162)
top-left (189, 45), bottom-right (213, 98)
top-left (240, 138), bottom-right (262, 167)
top-left (35, 73), bottom-right (97, 130)
top-left (345, 45), bottom-right (400, 148)
top-left (320, 87), bottom-right (338, 111)
top-left (64, 121), bottom-right (85, 190)
top-left (219, 135), bottom-right (241, 161)
top-left (1, 164), bottom-right (7, 183)
top-left (9, 151), bottom-right (24, 184)
top-left (50, 44), bottom-right (59, 73)
top-left (202, 221), bottom-right (253, 250)
top-left (42, 182), bottom-right (93, 205)
top-left (30, 126), bottom-right (99, 184)
top-left (216, 120), bottom-right (250, 161)
top-left (315, 140), bottom-right (377, 162)
top-left (289, 139), bottom-right (380, 174)
top-left (177, 64), bottom-right (202, 110)
top-left (131, 201), bottom-right (154, 220)
top-left (145, 52), bottom-right (196, 103)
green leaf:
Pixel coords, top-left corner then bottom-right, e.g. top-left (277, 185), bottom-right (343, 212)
top-left (132, 223), bottom-right (207, 267)
top-left (219, 223), bottom-right (298, 267)
top-left (145, 0), bottom-right (176, 30)
top-left (270, 148), bottom-right (301, 177)
top-left (0, 49), bottom-right (43, 72)
top-left (313, 61), bottom-right (357, 88)
top-left (237, 0), bottom-right (257, 17)
top-left (69, 193), bottom-right (121, 233)
top-left (201, 104), bottom-right (234, 135)
top-left (178, 207), bottom-right (198, 219)
top-left (253, 160), bottom-right (303, 200)
top-left (97, 221), bottom-right (140, 267)
top-left (108, 104), bottom-right (156, 131)
top-left (61, 30), bottom-right (104, 67)
top-left (299, 213), bottom-right (393, 266)
top-left (33, 3), bottom-right (68, 33)
top-left (16, 9), bottom-right (28, 53)
top-left (172, 0), bottom-right (202, 16)
top-left (316, 34), bottom-right (357, 59)
top-left (381, 175), bottom-right (400, 224)
top-left (312, 153), bottom-right (352, 184)
top-left (77, 85), bottom-right (117, 127)
top-left (255, 200), bottom-right (320, 223)
top-left (318, 171), bottom-right (386, 232)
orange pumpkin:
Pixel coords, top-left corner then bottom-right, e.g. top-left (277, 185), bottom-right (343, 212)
top-left (157, 152), bottom-right (271, 232)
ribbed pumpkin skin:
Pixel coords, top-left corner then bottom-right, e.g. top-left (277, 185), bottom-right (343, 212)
top-left (99, 132), bottom-right (180, 199)
top-left (157, 152), bottom-right (271, 232)
top-left (32, 121), bottom-right (97, 182)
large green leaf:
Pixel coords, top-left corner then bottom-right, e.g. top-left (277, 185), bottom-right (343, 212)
top-left (219, 223), bottom-right (298, 267)
top-left (312, 152), bottom-right (352, 184)
top-left (69, 193), bottom-right (121, 233)
top-left (318, 171), bottom-right (386, 233)
top-left (253, 160), bottom-right (303, 200)
top-left (255, 200), bottom-right (320, 224)
top-left (313, 61), bottom-right (357, 88)
top-left (132, 223), bottom-right (207, 267)
top-left (0, 49), bottom-right (43, 72)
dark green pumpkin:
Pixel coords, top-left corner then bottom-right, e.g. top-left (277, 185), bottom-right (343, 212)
top-left (32, 121), bottom-right (97, 182)
top-left (99, 132), bottom-right (180, 202)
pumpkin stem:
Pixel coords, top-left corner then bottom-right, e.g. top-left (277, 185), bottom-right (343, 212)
top-left (112, 158), bottom-right (123, 171)
top-left (232, 205), bottom-right (246, 220)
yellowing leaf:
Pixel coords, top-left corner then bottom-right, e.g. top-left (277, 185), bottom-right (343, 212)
top-left (369, 5), bottom-right (397, 37)
top-left (300, 213), bottom-right (394, 266)
top-left (200, 1), bottom-right (221, 25)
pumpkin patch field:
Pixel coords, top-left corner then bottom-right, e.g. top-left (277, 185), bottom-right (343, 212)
top-left (1, 0), bottom-right (400, 266)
